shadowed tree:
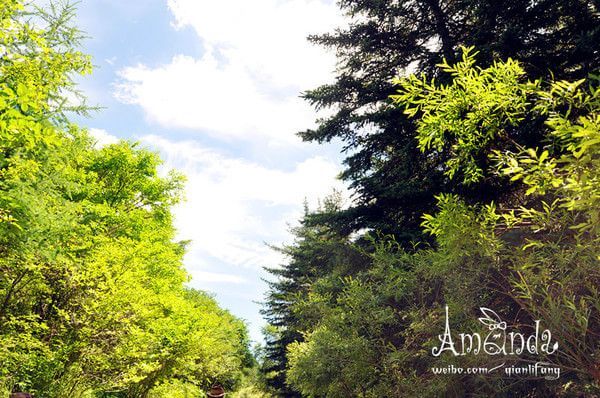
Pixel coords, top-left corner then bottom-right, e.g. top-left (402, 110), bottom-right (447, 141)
top-left (300, 0), bottom-right (600, 242)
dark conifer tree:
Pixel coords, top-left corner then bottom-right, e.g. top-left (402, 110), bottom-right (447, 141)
top-left (262, 197), bottom-right (368, 396)
top-left (301, 0), bottom-right (600, 242)
top-left (263, 2), bottom-right (600, 395)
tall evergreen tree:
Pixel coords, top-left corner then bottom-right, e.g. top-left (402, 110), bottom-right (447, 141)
top-left (262, 196), bottom-right (368, 396)
top-left (263, 1), bottom-right (600, 396)
top-left (301, 0), bottom-right (600, 242)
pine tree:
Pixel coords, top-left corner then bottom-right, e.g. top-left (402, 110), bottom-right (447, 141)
top-left (300, 0), bottom-right (600, 242)
top-left (262, 2), bottom-right (600, 394)
top-left (261, 196), bottom-right (365, 396)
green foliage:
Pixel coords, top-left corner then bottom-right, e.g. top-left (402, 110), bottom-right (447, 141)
top-left (403, 51), bottom-right (600, 394)
top-left (299, 0), bottom-right (600, 241)
top-left (421, 193), bottom-right (500, 257)
top-left (273, 0), bottom-right (600, 393)
top-left (274, 51), bottom-right (600, 397)
top-left (496, 78), bottom-right (600, 233)
top-left (393, 47), bottom-right (538, 184)
top-left (261, 194), bottom-right (357, 397)
top-left (0, 1), bottom-right (253, 396)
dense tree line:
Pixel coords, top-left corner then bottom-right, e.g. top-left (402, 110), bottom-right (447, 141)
top-left (0, 1), bottom-right (253, 396)
top-left (262, 1), bottom-right (600, 397)
top-left (2, 0), bottom-right (599, 396)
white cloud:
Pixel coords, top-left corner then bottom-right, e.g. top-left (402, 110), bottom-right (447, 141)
top-left (105, 0), bottom-right (348, 334)
top-left (166, 0), bottom-right (339, 89)
top-left (115, 0), bottom-right (342, 144)
top-left (89, 128), bottom-right (119, 148)
top-left (142, 134), bottom-right (347, 271)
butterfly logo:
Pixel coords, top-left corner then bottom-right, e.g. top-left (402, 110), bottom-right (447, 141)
top-left (478, 307), bottom-right (507, 331)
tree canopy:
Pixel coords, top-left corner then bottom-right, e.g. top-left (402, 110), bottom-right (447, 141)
top-left (0, 1), bottom-right (253, 396)
top-left (300, 0), bottom-right (599, 242)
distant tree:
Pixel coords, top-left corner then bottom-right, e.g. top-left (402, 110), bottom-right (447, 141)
top-left (262, 195), bottom-right (368, 396)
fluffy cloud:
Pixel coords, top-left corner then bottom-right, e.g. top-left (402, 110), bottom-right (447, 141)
top-left (89, 128), bottom-right (119, 148)
top-left (142, 135), bottom-right (347, 271)
top-left (166, 0), bottom-right (339, 89)
top-left (114, 0), bottom-right (341, 144)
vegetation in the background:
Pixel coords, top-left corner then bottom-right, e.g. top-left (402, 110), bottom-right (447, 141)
top-left (0, 1), bottom-right (252, 396)
top-left (261, 195), bottom-right (360, 397)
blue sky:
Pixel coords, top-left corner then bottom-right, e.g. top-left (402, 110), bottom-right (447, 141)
top-left (71, 0), bottom-right (349, 342)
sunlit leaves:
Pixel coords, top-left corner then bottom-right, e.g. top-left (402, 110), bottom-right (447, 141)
top-left (398, 53), bottom-right (600, 391)
top-left (284, 50), bottom-right (600, 398)
top-left (0, 1), bottom-right (251, 396)
top-left (392, 47), bottom-right (538, 184)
